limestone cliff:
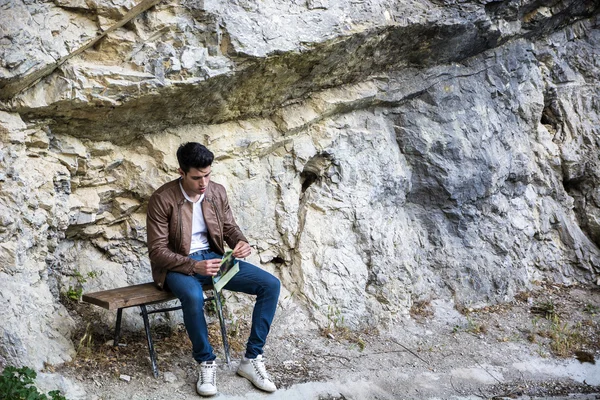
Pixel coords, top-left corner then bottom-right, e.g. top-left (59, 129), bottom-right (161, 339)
top-left (0, 0), bottom-right (599, 371)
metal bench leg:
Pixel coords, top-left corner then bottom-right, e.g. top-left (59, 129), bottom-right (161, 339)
top-left (140, 304), bottom-right (159, 378)
top-left (213, 290), bottom-right (231, 365)
top-left (114, 308), bottom-right (123, 347)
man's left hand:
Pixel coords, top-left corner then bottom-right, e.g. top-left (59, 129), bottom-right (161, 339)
top-left (233, 241), bottom-right (252, 258)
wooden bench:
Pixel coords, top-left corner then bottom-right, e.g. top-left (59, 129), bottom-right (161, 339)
top-left (82, 282), bottom-right (230, 378)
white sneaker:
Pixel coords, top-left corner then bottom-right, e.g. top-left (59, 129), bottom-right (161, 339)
top-left (196, 360), bottom-right (218, 397)
top-left (236, 354), bottom-right (277, 392)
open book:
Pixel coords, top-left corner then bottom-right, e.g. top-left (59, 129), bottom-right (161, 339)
top-left (212, 250), bottom-right (239, 292)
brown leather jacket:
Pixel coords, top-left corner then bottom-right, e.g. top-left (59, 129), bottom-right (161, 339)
top-left (146, 178), bottom-right (248, 288)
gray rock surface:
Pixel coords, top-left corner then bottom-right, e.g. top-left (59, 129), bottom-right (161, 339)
top-left (0, 0), bottom-right (599, 385)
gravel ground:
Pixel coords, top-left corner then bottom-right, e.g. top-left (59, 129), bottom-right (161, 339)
top-left (45, 282), bottom-right (600, 400)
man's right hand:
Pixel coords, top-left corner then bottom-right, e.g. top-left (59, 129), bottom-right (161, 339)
top-left (193, 259), bottom-right (221, 276)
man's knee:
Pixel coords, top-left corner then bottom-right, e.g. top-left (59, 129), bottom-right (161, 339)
top-left (263, 274), bottom-right (281, 296)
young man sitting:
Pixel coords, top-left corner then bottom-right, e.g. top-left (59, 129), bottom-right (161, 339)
top-left (146, 142), bottom-right (280, 396)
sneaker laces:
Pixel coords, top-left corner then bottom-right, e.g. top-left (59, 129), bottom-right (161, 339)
top-left (250, 357), bottom-right (272, 382)
top-left (200, 362), bottom-right (217, 385)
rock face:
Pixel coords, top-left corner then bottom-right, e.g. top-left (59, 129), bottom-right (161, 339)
top-left (1, 0), bottom-right (599, 371)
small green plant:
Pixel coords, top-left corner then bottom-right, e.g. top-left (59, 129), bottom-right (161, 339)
top-left (532, 311), bottom-right (584, 357)
top-left (65, 286), bottom-right (83, 302)
top-left (73, 270), bottom-right (103, 285)
top-left (227, 317), bottom-right (240, 338)
top-left (465, 317), bottom-right (487, 335)
top-left (530, 300), bottom-right (556, 318)
top-left (0, 366), bottom-right (68, 400)
top-left (204, 292), bottom-right (227, 316)
top-left (85, 270), bottom-right (102, 280)
top-left (319, 305), bottom-right (367, 351)
top-left (546, 315), bottom-right (582, 357)
top-left (452, 318), bottom-right (486, 336)
top-left (583, 304), bottom-right (599, 316)
top-left (355, 337), bottom-right (366, 351)
top-left (76, 323), bottom-right (94, 357)
top-left (62, 270), bottom-right (103, 303)
top-left (326, 305), bottom-right (345, 331)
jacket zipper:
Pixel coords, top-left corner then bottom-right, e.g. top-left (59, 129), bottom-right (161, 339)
top-left (207, 198), bottom-right (224, 250)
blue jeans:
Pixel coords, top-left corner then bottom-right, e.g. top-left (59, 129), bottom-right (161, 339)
top-left (165, 250), bottom-right (280, 363)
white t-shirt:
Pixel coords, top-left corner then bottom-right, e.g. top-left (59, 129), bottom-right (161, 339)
top-left (179, 182), bottom-right (211, 254)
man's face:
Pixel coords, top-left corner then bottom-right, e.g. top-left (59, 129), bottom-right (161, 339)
top-left (179, 166), bottom-right (211, 198)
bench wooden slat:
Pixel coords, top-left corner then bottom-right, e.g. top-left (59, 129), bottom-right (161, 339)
top-left (82, 282), bottom-right (176, 310)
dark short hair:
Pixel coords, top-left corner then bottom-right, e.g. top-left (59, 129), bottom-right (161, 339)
top-left (176, 142), bottom-right (214, 172)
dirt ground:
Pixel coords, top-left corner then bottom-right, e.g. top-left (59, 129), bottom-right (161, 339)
top-left (50, 281), bottom-right (600, 400)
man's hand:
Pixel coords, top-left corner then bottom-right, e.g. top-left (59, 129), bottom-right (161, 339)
top-left (193, 259), bottom-right (221, 276)
top-left (232, 241), bottom-right (252, 259)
